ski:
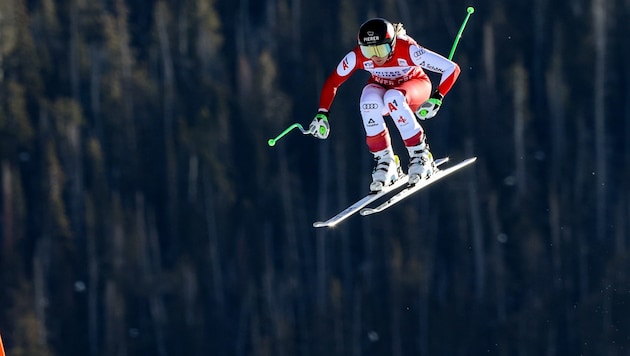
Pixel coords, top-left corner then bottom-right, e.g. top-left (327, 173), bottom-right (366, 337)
top-left (313, 175), bottom-right (409, 228)
top-left (359, 157), bottom-right (477, 216)
top-left (313, 158), bottom-right (449, 228)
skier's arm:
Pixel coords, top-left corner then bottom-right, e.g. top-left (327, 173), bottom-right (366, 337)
top-left (409, 45), bottom-right (460, 96)
top-left (311, 49), bottom-right (360, 139)
top-left (317, 50), bottom-right (360, 111)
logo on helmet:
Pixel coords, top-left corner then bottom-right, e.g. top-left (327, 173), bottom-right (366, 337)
top-left (364, 31), bottom-right (380, 43)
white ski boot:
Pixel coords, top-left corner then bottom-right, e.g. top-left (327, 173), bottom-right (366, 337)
top-left (407, 142), bottom-right (434, 185)
top-left (370, 148), bottom-right (401, 192)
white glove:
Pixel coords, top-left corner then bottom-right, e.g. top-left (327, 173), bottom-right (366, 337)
top-left (309, 111), bottom-right (330, 139)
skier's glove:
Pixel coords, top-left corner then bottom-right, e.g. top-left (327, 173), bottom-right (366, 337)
top-left (415, 90), bottom-right (444, 120)
top-left (309, 111), bottom-right (330, 139)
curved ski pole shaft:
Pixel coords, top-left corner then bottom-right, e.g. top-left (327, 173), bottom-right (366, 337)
top-left (448, 7), bottom-right (475, 60)
top-left (268, 123), bottom-right (313, 146)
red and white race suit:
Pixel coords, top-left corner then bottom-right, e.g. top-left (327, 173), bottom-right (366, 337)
top-left (317, 34), bottom-right (460, 152)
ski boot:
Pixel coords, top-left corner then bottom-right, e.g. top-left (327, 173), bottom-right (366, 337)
top-left (370, 148), bottom-right (401, 192)
top-left (407, 142), bottom-right (435, 185)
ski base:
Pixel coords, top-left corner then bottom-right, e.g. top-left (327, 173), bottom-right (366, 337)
top-left (313, 157), bottom-right (450, 228)
top-left (359, 157), bottom-right (477, 216)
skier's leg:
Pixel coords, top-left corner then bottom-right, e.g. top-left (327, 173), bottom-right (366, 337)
top-left (360, 84), bottom-right (400, 191)
top-left (383, 88), bottom-right (423, 144)
top-left (384, 80), bottom-right (435, 183)
top-left (360, 83), bottom-right (388, 147)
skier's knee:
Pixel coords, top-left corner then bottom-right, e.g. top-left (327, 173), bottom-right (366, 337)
top-left (360, 90), bottom-right (384, 110)
top-left (360, 100), bottom-right (382, 115)
top-left (383, 89), bottom-right (407, 110)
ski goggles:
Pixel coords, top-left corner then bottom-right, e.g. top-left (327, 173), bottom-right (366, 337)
top-left (360, 43), bottom-right (392, 58)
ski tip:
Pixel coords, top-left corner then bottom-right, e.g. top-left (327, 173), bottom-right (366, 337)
top-left (434, 156), bottom-right (450, 166)
top-left (359, 208), bottom-right (375, 216)
top-left (313, 221), bottom-right (340, 228)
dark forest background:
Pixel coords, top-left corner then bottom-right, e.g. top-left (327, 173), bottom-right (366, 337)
top-left (1, 0), bottom-right (629, 355)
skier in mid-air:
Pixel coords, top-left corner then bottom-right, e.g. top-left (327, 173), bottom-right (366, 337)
top-left (309, 18), bottom-right (461, 192)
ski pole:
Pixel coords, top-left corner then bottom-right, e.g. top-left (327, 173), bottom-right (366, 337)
top-left (267, 123), bottom-right (313, 146)
top-left (448, 6), bottom-right (475, 60)
top-left (416, 7), bottom-right (473, 119)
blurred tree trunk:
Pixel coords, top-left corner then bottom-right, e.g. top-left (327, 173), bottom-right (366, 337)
top-left (531, 0), bottom-right (547, 119)
top-left (334, 137), bottom-right (351, 356)
top-left (85, 5), bottom-right (105, 354)
top-left (139, 194), bottom-right (168, 356)
top-left (546, 23), bottom-right (567, 272)
top-left (488, 191), bottom-right (506, 322)
top-left (620, 3), bottom-right (630, 259)
top-left (89, 44), bottom-right (104, 142)
top-left (1, 0), bottom-right (34, 266)
top-left (0, 0), bottom-right (13, 263)
top-left (263, 222), bottom-right (296, 356)
top-left (466, 140), bottom-right (485, 302)
top-left (178, 261), bottom-right (201, 353)
top-left (104, 278), bottom-right (126, 356)
top-left (1, 161), bottom-right (14, 258)
top-left (155, 1), bottom-right (179, 242)
top-left (546, 23), bottom-right (568, 355)
top-left (511, 60), bottom-right (528, 200)
top-left (575, 115), bottom-right (590, 299)
top-left (33, 237), bottom-right (50, 348)
top-left (482, 21), bottom-right (497, 100)
top-left (593, 0), bottom-right (607, 240)
top-left (385, 234), bottom-right (409, 356)
top-left (626, 1), bottom-right (630, 250)
top-left (480, 14), bottom-right (507, 325)
top-left (69, 0), bottom-right (80, 98)
top-left (34, 104), bottom-right (72, 351)
top-left (90, 139), bottom-right (109, 351)
top-left (389, 237), bottom-right (403, 356)
top-left (203, 166), bottom-right (225, 308)
top-left (315, 141), bottom-right (330, 308)
top-left (350, 289), bottom-right (363, 356)
top-left (114, 0), bottom-right (137, 159)
top-left (53, 98), bottom-right (84, 262)
top-left (480, 19), bottom-right (498, 174)
top-left (85, 195), bottom-right (100, 356)
top-left (104, 193), bottom-right (128, 356)
top-left (416, 258), bottom-right (431, 356)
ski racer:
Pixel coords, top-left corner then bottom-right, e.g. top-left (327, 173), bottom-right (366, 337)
top-left (309, 18), bottom-right (460, 191)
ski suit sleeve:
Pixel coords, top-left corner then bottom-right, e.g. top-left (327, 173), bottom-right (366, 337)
top-left (409, 45), bottom-right (460, 96)
top-left (318, 49), bottom-right (361, 112)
